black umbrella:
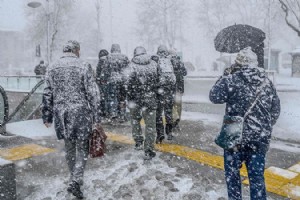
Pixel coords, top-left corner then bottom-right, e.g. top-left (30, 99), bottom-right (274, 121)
top-left (214, 24), bottom-right (266, 54)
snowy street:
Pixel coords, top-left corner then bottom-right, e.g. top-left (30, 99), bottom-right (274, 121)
top-left (1, 0), bottom-right (300, 199)
top-left (2, 116), bottom-right (297, 200)
top-left (1, 69), bottom-right (299, 199)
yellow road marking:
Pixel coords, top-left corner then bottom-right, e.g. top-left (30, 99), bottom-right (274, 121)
top-left (289, 163), bottom-right (300, 173)
top-left (0, 144), bottom-right (55, 161)
top-left (106, 132), bottom-right (300, 199)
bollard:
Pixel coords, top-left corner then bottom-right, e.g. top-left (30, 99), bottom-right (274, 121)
top-left (0, 158), bottom-right (16, 200)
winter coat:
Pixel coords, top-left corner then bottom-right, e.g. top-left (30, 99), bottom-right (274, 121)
top-left (127, 54), bottom-right (159, 109)
top-left (105, 45), bottom-right (129, 84)
top-left (156, 50), bottom-right (176, 87)
top-left (42, 53), bottom-right (101, 141)
top-left (34, 64), bottom-right (46, 75)
top-left (209, 66), bottom-right (280, 153)
top-left (96, 56), bottom-right (109, 85)
top-left (172, 57), bottom-right (187, 93)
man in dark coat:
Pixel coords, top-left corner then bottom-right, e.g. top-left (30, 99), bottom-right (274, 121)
top-left (155, 45), bottom-right (176, 143)
top-left (42, 40), bottom-right (101, 199)
top-left (209, 47), bottom-right (280, 200)
top-left (170, 50), bottom-right (187, 129)
top-left (127, 46), bottom-right (158, 160)
top-left (106, 44), bottom-right (129, 122)
top-left (34, 60), bottom-right (47, 76)
top-left (96, 49), bottom-right (109, 118)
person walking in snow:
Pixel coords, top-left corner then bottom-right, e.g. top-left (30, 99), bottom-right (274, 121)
top-left (42, 40), bottom-right (101, 199)
top-left (106, 44), bottom-right (129, 122)
top-left (155, 45), bottom-right (176, 143)
top-left (127, 46), bottom-right (159, 160)
top-left (96, 49), bottom-right (109, 118)
top-left (209, 47), bottom-right (280, 200)
top-left (169, 49), bottom-right (187, 129)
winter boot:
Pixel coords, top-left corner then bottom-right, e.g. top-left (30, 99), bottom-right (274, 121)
top-left (156, 133), bottom-right (165, 144)
top-left (166, 124), bottom-right (173, 140)
top-left (144, 150), bottom-right (156, 160)
top-left (67, 181), bottom-right (84, 199)
top-left (134, 141), bottom-right (143, 150)
top-left (173, 119), bottom-right (180, 129)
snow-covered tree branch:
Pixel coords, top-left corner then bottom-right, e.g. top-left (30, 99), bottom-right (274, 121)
top-left (279, 0), bottom-right (300, 37)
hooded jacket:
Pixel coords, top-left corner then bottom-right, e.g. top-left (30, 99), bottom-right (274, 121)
top-left (42, 53), bottom-right (101, 141)
top-left (127, 54), bottom-right (159, 109)
top-left (106, 44), bottom-right (129, 83)
top-left (209, 66), bottom-right (280, 152)
top-left (156, 45), bottom-right (176, 87)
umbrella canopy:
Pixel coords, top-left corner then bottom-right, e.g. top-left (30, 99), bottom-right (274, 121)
top-left (214, 24), bottom-right (266, 53)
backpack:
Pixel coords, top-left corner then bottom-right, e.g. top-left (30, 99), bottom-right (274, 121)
top-left (157, 57), bottom-right (176, 86)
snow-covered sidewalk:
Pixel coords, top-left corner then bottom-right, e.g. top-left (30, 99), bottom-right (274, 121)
top-left (18, 148), bottom-right (229, 200)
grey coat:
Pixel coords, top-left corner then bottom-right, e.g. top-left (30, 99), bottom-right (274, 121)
top-left (42, 53), bottom-right (101, 141)
top-left (127, 54), bottom-right (159, 109)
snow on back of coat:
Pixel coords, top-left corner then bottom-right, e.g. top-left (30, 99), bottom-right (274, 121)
top-left (107, 53), bottom-right (129, 83)
top-left (159, 57), bottom-right (173, 73)
top-left (157, 56), bottom-right (176, 85)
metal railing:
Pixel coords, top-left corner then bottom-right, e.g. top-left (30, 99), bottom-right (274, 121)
top-left (4, 80), bottom-right (44, 125)
top-left (0, 75), bottom-right (44, 92)
top-left (0, 77), bottom-right (45, 135)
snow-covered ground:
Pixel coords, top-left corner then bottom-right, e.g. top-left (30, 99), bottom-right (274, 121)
top-left (16, 149), bottom-right (231, 200)
top-left (273, 69), bottom-right (300, 142)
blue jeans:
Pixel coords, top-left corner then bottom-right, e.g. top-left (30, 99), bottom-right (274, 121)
top-left (224, 149), bottom-right (267, 200)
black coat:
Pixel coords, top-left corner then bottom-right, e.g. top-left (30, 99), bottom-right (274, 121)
top-left (172, 57), bottom-right (187, 93)
top-left (96, 56), bottom-right (109, 85)
top-left (34, 64), bottom-right (46, 75)
top-left (106, 47), bottom-right (129, 84)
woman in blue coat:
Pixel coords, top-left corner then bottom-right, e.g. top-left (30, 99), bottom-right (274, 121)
top-left (209, 47), bottom-right (280, 200)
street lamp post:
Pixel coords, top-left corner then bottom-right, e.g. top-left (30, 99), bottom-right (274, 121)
top-left (27, 0), bottom-right (50, 65)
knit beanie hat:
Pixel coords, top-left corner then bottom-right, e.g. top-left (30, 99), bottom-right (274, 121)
top-left (235, 47), bottom-right (258, 68)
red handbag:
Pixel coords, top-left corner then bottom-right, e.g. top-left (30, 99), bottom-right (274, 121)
top-left (89, 125), bottom-right (107, 158)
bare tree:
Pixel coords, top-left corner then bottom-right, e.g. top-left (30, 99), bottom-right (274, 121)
top-left (25, 0), bottom-right (75, 62)
top-left (197, 0), bottom-right (280, 40)
top-left (279, 0), bottom-right (300, 37)
top-left (136, 0), bottom-right (186, 51)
